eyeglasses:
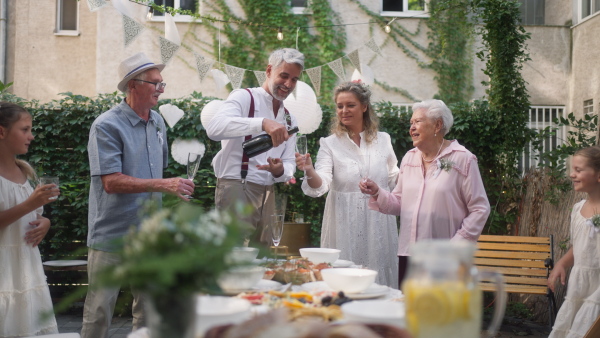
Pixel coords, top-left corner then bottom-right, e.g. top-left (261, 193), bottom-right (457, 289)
top-left (134, 79), bottom-right (167, 91)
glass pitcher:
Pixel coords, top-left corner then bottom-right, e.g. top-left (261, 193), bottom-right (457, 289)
top-left (402, 240), bottom-right (506, 338)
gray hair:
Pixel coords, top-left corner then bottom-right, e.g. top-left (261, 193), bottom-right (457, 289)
top-left (412, 99), bottom-right (454, 136)
top-left (268, 48), bottom-right (305, 71)
top-left (124, 69), bottom-right (150, 96)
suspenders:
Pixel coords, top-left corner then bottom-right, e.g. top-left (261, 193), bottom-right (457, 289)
top-left (240, 88), bottom-right (292, 183)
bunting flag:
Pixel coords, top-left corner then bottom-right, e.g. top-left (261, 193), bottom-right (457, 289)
top-left (253, 70), bottom-right (266, 85)
top-left (87, 0), bottom-right (108, 11)
top-left (225, 64), bottom-right (246, 89)
top-left (194, 53), bottom-right (214, 82)
top-left (327, 59), bottom-right (346, 82)
top-left (159, 36), bottom-right (180, 64)
top-left (365, 38), bottom-right (383, 57)
top-left (164, 13), bottom-right (182, 46)
top-left (122, 15), bottom-right (145, 47)
top-left (347, 49), bottom-right (361, 73)
top-left (305, 66), bottom-right (322, 96)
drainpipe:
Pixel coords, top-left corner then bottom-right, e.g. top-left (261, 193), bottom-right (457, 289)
top-left (0, 0), bottom-right (6, 84)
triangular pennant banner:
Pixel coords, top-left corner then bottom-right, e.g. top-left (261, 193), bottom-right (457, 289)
top-left (122, 15), bottom-right (145, 47)
top-left (347, 49), bottom-right (361, 73)
top-left (164, 13), bottom-right (181, 46)
top-left (365, 38), bottom-right (383, 57)
top-left (87, 0), bottom-right (108, 11)
top-left (305, 66), bottom-right (322, 96)
top-left (327, 59), bottom-right (346, 82)
top-left (253, 71), bottom-right (266, 85)
top-left (194, 53), bottom-right (214, 82)
top-left (225, 64), bottom-right (246, 89)
top-left (159, 36), bottom-right (180, 64)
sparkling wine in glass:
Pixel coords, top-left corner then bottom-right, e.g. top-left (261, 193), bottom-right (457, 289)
top-left (185, 152), bottom-right (201, 198)
top-left (296, 135), bottom-right (310, 180)
top-left (358, 154), bottom-right (371, 198)
top-left (271, 214), bottom-right (284, 247)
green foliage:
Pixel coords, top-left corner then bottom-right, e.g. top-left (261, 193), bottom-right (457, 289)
top-left (0, 80), bottom-right (13, 92)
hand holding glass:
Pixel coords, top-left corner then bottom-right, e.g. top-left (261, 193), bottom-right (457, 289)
top-left (296, 135), bottom-right (311, 180)
top-left (185, 152), bottom-right (201, 198)
top-left (358, 154), bottom-right (370, 198)
top-left (271, 214), bottom-right (284, 247)
top-left (39, 176), bottom-right (59, 200)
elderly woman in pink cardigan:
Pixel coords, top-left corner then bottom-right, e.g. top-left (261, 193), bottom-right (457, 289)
top-left (359, 99), bottom-right (490, 289)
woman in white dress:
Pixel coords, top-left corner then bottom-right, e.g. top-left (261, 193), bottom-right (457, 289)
top-left (0, 102), bottom-right (60, 337)
top-left (295, 81), bottom-right (399, 287)
top-left (548, 146), bottom-right (600, 337)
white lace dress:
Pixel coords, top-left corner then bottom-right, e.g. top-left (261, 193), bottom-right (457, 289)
top-left (0, 175), bottom-right (58, 337)
top-left (302, 132), bottom-right (400, 288)
top-left (549, 199), bottom-right (600, 338)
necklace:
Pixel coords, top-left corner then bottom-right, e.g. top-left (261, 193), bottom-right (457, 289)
top-left (422, 140), bottom-right (445, 163)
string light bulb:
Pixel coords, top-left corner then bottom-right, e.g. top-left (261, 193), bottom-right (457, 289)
top-left (277, 27), bottom-right (284, 40)
top-left (384, 18), bottom-right (396, 34)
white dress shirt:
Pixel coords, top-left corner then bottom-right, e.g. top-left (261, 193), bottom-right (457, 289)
top-left (206, 87), bottom-right (297, 185)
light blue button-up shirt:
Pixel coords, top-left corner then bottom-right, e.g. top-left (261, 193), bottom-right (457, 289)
top-left (87, 100), bottom-right (168, 252)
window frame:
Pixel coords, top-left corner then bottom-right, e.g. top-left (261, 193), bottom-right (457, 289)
top-left (583, 99), bottom-right (594, 115)
top-left (519, 106), bottom-right (565, 174)
top-left (290, 0), bottom-right (311, 15)
top-left (380, 0), bottom-right (429, 18)
top-left (55, 0), bottom-right (80, 36)
top-left (148, 0), bottom-right (202, 22)
top-left (578, 0), bottom-right (600, 23)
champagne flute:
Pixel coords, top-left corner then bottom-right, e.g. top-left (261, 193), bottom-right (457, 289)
top-left (185, 152), bottom-right (201, 198)
top-left (358, 154), bottom-right (371, 198)
top-left (271, 214), bottom-right (284, 248)
top-left (296, 135), bottom-right (310, 180)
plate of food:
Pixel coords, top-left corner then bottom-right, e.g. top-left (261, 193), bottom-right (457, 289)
top-left (301, 281), bottom-right (389, 300)
top-left (332, 259), bottom-right (354, 268)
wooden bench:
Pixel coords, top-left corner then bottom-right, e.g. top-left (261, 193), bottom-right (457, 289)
top-left (475, 234), bottom-right (557, 327)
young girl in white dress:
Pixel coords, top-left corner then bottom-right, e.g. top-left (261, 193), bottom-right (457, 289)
top-left (0, 102), bottom-right (60, 337)
top-left (548, 146), bottom-right (600, 337)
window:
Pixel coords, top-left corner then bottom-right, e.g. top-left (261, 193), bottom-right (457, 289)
top-left (518, 0), bottom-right (544, 25)
top-left (579, 0), bottom-right (600, 21)
top-left (55, 0), bottom-right (79, 36)
top-left (519, 106), bottom-right (565, 173)
top-left (290, 0), bottom-right (309, 14)
top-left (584, 99), bottom-right (594, 115)
top-left (381, 0), bottom-right (428, 18)
top-left (149, 0), bottom-right (200, 22)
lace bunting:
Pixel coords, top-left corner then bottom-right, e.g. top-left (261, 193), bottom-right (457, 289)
top-left (305, 66), bottom-right (322, 96)
top-left (87, 0), bottom-right (108, 11)
top-left (122, 15), bottom-right (145, 47)
top-left (194, 53), bottom-right (214, 82)
top-left (365, 38), bottom-right (383, 57)
top-left (327, 59), bottom-right (346, 82)
top-left (347, 49), bottom-right (361, 73)
top-left (225, 65), bottom-right (245, 89)
top-left (159, 36), bottom-right (180, 64)
top-left (253, 71), bottom-right (266, 85)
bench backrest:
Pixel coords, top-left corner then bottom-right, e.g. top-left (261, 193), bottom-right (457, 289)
top-left (475, 234), bottom-right (553, 295)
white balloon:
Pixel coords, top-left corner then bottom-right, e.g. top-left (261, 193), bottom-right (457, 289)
top-left (350, 63), bottom-right (375, 85)
top-left (284, 81), bottom-right (323, 134)
top-left (171, 138), bottom-right (206, 165)
top-left (159, 103), bottom-right (185, 128)
top-left (200, 100), bottom-right (224, 129)
top-left (211, 69), bottom-right (230, 89)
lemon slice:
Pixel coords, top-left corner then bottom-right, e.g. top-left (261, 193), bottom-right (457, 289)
top-left (411, 287), bottom-right (453, 325)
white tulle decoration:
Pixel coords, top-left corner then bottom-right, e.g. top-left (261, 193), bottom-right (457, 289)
top-left (211, 69), bottom-right (230, 89)
top-left (200, 99), bottom-right (224, 129)
top-left (171, 138), bottom-right (206, 165)
top-left (351, 63), bottom-right (375, 85)
top-left (159, 104), bottom-right (185, 128)
top-left (284, 81), bottom-right (322, 134)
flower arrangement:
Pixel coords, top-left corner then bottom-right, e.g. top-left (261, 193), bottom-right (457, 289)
top-left (586, 213), bottom-right (600, 238)
top-left (97, 202), bottom-right (253, 299)
top-left (438, 158), bottom-right (455, 172)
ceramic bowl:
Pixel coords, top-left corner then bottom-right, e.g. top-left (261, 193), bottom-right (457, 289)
top-left (342, 300), bottom-right (406, 328)
top-left (196, 295), bottom-right (252, 336)
top-left (228, 247), bottom-right (260, 263)
top-left (299, 248), bottom-right (341, 264)
top-left (217, 266), bottom-right (265, 292)
top-left (320, 268), bottom-right (377, 293)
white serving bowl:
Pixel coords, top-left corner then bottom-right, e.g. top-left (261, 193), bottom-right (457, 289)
top-left (196, 295), bottom-right (252, 336)
top-left (299, 248), bottom-right (341, 264)
top-left (217, 266), bottom-right (265, 292)
top-left (321, 268), bottom-right (377, 293)
top-left (228, 247), bottom-right (260, 263)
top-left (342, 300), bottom-right (405, 328)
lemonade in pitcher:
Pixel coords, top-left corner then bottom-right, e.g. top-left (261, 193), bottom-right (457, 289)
top-left (402, 240), bottom-right (505, 338)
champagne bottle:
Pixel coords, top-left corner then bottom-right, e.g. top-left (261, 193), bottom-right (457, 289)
top-left (242, 126), bottom-right (299, 158)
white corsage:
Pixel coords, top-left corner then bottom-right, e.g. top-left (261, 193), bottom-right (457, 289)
top-left (156, 126), bottom-right (164, 146)
top-left (433, 158), bottom-right (455, 178)
top-left (585, 214), bottom-right (600, 238)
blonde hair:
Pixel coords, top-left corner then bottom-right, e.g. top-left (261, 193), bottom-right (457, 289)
top-left (330, 81), bottom-right (379, 143)
top-left (574, 146), bottom-right (600, 172)
top-left (0, 102), bottom-right (36, 180)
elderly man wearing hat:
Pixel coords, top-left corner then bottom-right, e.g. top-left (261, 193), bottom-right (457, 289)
top-left (82, 52), bottom-right (195, 338)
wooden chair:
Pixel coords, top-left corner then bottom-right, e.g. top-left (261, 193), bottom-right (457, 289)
top-left (475, 234), bottom-right (557, 327)
top-left (584, 315), bottom-right (600, 337)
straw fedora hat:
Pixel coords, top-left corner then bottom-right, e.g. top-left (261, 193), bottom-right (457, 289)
top-left (117, 52), bottom-right (165, 93)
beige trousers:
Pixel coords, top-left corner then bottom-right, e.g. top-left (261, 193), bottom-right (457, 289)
top-left (215, 178), bottom-right (275, 245)
top-left (81, 248), bottom-right (145, 338)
